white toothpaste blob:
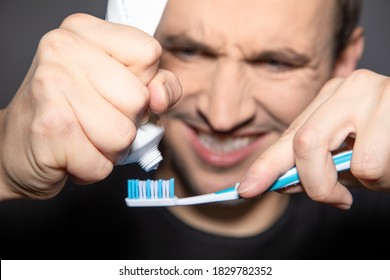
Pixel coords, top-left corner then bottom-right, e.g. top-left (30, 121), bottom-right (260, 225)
top-left (118, 123), bottom-right (164, 172)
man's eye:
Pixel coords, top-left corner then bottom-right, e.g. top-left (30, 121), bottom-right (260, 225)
top-left (166, 46), bottom-right (201, 60)
top-left (179, 47), bottom-right (199, 56)
top-left (263, 59), bottom-right (293, 72)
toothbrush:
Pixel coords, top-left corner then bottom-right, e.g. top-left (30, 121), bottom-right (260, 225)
top-left (125, 150), bottom-right (353, 207)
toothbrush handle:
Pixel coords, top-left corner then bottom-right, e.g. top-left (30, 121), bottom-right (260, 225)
top-left (266, 150), bottom-right (352, 192)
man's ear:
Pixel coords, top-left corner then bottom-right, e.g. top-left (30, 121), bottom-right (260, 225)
top-left (332, 27), bottom-right (365, 78)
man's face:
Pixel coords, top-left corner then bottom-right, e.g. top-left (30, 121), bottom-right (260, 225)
top-left (155, 0), bottom-right (336, 194)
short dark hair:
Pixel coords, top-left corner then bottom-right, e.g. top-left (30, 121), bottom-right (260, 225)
top-left (334, 0), bottom-right (363, 57)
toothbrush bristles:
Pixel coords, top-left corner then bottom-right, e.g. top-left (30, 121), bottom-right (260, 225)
top-left (128, 178), bottom-right (175, 200)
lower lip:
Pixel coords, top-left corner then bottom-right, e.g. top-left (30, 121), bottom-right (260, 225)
top-left (187, 126), bottom-right (268, 168)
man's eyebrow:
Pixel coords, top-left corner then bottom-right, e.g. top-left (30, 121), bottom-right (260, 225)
top-left (248, 49), bottom-right (310, 65)
top-left (161, 35), bottom-right (310, 65)
top-left (161, 35), bottom-right (217, 54)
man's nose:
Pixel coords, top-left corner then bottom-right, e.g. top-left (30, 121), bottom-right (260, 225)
top-left (197, 60), bottom-right (256, 132)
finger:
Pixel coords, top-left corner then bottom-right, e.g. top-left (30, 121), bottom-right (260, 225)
top-left (63, 67), bottom-right (138, 163)
top-left (147, 69), bottom-right (182, 114)
top-left (37, 28), bottom-right (151, 124)
top-left (31, 63), bottom-right (136, 165)
top-left (33, 118), bottom-right (114, 186)
top-left (36, 32), bottom-right (146, 163)
top-left (60, 13), bottom-right (162, 84)
top-left (27, 89), bottom-right (114, 187)
top-left (292, 71), bottom-right (389, 207)
top-left (294, 141), bottom-right (353, 209)
top-left (139, 108), bottom-right (151, 125)
top-left (65, 135), bottom-right (114, 185)
top-left (292, 103), bottom-right (357, 208)
top-left (238, 133), bottom-right (295, 197)
top-left (351, 94), bottom-right (390, 191)
top-left (82, 42), bottom-right (151, 123)
top-left (238, 78), bottom-right (344, 197)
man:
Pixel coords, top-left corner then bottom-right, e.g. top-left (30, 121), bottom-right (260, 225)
top-left (0, 0), bottom-right (390, 259)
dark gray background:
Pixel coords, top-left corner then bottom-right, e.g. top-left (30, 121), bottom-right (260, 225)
top-left (0, 0), bottom-right (389, 107)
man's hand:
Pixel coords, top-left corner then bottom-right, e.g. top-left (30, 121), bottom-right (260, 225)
top-left (0, 14), bottom-right (181, 201)
top-left (238, 69), bottom-right (390, 209)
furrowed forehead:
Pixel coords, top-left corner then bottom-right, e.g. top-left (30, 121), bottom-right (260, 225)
top-left (157, 0), bottom-right (335, 57)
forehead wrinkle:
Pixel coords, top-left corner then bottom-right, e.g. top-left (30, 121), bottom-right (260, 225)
top-left (160, 0), bottom-right (258, 57)
top-left (158, 0), bottom-right (335, 66)
top-left (159, 17), bottom-right (229, 56)
top-left (193, 23), bottom-right (228, 55)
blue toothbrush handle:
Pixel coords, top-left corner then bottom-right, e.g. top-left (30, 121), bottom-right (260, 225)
top-left (266, 150), bottom-right (352, 192)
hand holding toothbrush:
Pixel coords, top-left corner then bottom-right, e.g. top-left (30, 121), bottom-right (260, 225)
top-left (238, 70), bottom-right (390, 210)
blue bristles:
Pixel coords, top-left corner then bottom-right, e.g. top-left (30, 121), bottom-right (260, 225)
top-left (128, 178), bottom-right (175, 199)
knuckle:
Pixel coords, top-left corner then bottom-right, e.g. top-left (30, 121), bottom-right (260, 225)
top-left (293, 125), bottom-right (321, 158)
top-left (73, 157), bottom-right (113, 184)
top-left (38, 29), bottom-right (77, 60)
top-left (139, 36), bottom-right (162, 66)
top-left (307, 190), bottom-right (328, 203)
top-left (31, 107), bottom-right (77, 139)
top-left (347, 69), bottom-right (374, 82)
top-left (305, 183), bottom-right (334, 204)
top-left (60, 13), bottom-right (92, 30)
top-left (86, 159), bottom-right (113, 183)
top-left (351, 157), bottom-right (385, 182)
top-left (343, 69), bottom-right (379, 90)
top-left (320, 77), bottom-right (343, 93)
top-left (30, 65), bottom-right (71, 96)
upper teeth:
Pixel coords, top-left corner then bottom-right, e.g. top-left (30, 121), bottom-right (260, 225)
top-left (198, 133), bottom-right (253, 153)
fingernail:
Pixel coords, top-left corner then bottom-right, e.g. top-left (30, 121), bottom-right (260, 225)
top-left (278, 184), bottom-right (303, 194)
top-left (237, 176), bottom-right (258, 194)
top-left (140, 109), bottom-right (151, 125)
top-left (164, 81), bottom-right (173, 103)
top-left (334, 203), bottom-right (352, 210)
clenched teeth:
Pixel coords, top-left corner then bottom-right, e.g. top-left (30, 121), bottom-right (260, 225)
top-left (198, 132), bottom-right (254, 153)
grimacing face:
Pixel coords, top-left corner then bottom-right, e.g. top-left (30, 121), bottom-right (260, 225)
top-left (155, 0), bottom-right (337, 195)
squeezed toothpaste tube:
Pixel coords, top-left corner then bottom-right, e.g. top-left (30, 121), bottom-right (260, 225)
top-left (118, 123), bottom-right (164, 172)
top-left (106, 0), bottom-right (168, 171)
top-left (106, 0), bottom-right (168, 36)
